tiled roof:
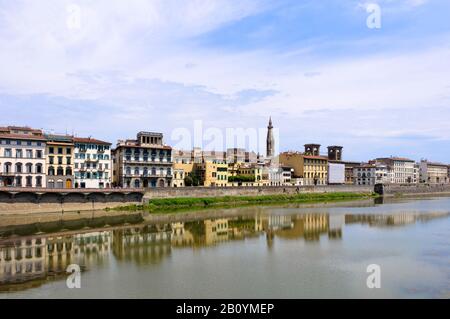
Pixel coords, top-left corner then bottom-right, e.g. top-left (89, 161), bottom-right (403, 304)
top-left (0, 133), bottom-right (46, 141)
top-left (73, 137), bottom-right (111, 145)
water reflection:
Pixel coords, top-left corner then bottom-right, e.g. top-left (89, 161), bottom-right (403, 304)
top-left (0, 210), bottom-right (449, 290)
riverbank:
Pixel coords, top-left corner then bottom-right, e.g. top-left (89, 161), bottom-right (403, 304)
top-left (113, 192), bottom-right (377, 213)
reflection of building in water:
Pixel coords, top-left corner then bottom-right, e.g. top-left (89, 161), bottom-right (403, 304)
top-left (263, 214), bottom-right (330, 242)
top-left (176, 216), bottom-right (264, 247)
top-left (171, 222), bottom-right (194, 247)
top-left (0, 231), bottom-right (112, 285)
top-left (328, 215), bottom-right (345, 239)
top-left (345, 214), bottom-right (418, 227)
top-left (0, 238), bottom-right (47, 283)
top-left (112, 225), bottom-right (171, 264)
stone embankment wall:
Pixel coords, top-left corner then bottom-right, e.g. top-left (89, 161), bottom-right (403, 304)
top-left (380, 184), bottom-right (450, 196)
top-left (143, 185), bottom-right (374, 200)
top-left (0, 185), bottom-right (373, 214)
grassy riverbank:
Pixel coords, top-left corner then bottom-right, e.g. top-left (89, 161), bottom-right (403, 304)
top-left (111, 192), bottom-right (376, 214)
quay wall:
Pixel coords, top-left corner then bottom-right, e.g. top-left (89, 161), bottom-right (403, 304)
top-left (142, 185), bottom-right (374, 200)
top-left (2, 184), bottom-right (450, 214)
top-left (380, 184), bottom-right (450, 196)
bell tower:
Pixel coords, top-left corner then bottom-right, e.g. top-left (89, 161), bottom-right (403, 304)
top-left (266, 117), bottom-right (274, 158)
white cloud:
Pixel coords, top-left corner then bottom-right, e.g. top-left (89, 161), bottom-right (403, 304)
top-left (1, 0), bottom-right (450, 161)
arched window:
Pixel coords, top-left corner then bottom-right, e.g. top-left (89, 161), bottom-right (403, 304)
top-left (56, 179), bottom-right (64, 189)
top-left (134, 167), bottom-right (139, 176)
top-left (48, 166), bottom-right (55, 176)
top-left (15, 163), bottom-right (22, 173)
top-left (4, 162), bottom-right (12, 173)
top-left (143, 167), bottom-right (148, 176)
top-left (66, 168), bottom-right (72, 176)
top-left (36, 164), bottom-right (43, 174)
top-left (57, 167), bottom-right (64, 176)
top-left (26, 163), bottom-right (33, 174)
top-left (151, 167), bottom-right (156, 175)
top-left (126, 167), bottom-right (131, 175)
top-left (134, 179), bottom-right (140, 188)
top-left (160, 168), bottom-right (164, 176)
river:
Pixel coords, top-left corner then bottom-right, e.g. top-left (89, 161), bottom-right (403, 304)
top-left (0, 196), bottom-right (449, 299)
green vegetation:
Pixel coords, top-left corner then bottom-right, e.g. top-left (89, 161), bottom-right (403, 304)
top-left (184, 174), bottom-right (201, 186)
top-left (113, 192), bottom-right (376, 214)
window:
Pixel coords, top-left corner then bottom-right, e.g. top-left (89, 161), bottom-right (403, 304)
top-left (16, 149), bottom-right (23, 158)
top-left (49, 147), bottom-right (54, 154)
top-left (26, 163), bottom-right (32, 173)
top-left (57, 167), bottom-right (64, 175)
top-left (4, 162), bottom-right (12, 173)
top-left (66, 148), bottom-right (71, 155)
top-left (26, 176), bottom-right (32, 187)
top-left (36, 150), bottom-right (42, 158)
top-left (66, 157), bottom-right (71, 165)
top-left (66, 168), bottom-right (72, 176)
top-left (16, 163), bottom-right (22, 173)
top-left (4, 148), bottom-right (12, 157)
top-left (58, 156), bottom-right (63, 165)
top-left (36, 176), bottom-right (42, 187)
top-left (26, 149), bottom-right (33, 158)
top-left (48, 167), bottom-right (55, 176)
top-left (49, 156), bottom-right (54, 164)
top-left (36, 164), bottom-right (43, 174)
top-left (58, 147), bottom-right (63, 154)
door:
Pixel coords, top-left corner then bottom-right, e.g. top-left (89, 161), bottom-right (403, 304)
top-left (66, 179), bottom-right (72, 188)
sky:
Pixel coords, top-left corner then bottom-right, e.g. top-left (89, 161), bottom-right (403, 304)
top-left (1, 0), bottom-right (450, 162)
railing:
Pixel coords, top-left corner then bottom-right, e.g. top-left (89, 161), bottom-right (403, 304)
top-left (124, 174), bottom-right (173, 178)
top-left (123, 159), bottom-right (173, 165)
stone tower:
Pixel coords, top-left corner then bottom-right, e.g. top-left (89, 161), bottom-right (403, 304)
top-left (266, 117), bottom-right (274, 158)
top-left (327, 146), bottom-right (343, 161)
top-left (304, 144), bottom-right (321, 156)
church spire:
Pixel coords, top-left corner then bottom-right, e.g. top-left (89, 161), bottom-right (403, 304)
top-left (266, 117), bottom-right (274, 158)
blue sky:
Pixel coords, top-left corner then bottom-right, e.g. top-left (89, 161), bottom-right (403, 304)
top-left (1, 0), bottom-right (450, 162)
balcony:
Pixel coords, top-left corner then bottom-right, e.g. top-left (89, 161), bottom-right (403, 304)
top-left (124, 173), bottom-right (173, 179)
top-left (123, 158), bottom-right (173, 165)
top-left (0, 171), bottom-right (15, 176)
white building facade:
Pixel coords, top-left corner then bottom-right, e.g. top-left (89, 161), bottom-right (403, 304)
top-left (328, 162), bottom-right (345, 185)
top-left (419, 160), bottom-right (449, 184)
top-left (354, 164), bottom-right (390, 185)
top-left (371, 157), bottom-right (416, 184)
top-left (0, 126), bottom-right (46, 188)
top-left (73, 137), bottom-right (112, 189)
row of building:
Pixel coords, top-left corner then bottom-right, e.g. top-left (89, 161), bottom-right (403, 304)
top-left (0, 120), bottom-right (449, 189)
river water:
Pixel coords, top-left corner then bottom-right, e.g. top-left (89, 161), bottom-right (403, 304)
top-left (0, 196), bottom-right (449, 299)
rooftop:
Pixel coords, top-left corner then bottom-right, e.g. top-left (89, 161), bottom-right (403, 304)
top-left (73, 137), bottom-right (111, 145)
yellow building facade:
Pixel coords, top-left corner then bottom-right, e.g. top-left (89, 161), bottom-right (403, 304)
top-left (45, 135), bottom-right (75, 189)
top-left (172, 162), bottom-right (194, 187)
top-left (279, 152), bottom-right (328, 186)
top-left (196, 160), bottom-right (229, 187)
